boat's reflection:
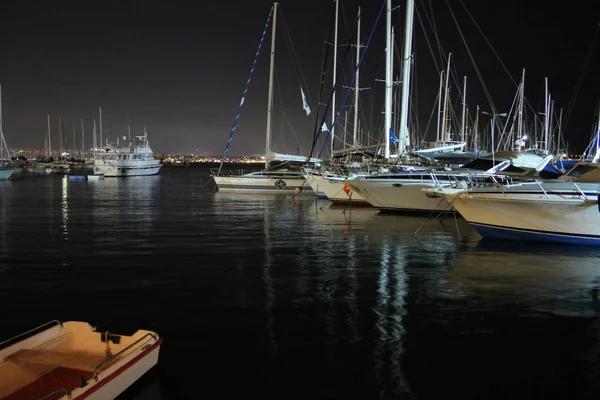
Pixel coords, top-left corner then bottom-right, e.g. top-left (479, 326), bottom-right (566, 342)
top-left (209, 192), bottom-right (464, 397)
top-left (447, 241), bottom-right (600, 316)
top-left (89, 175), bottom-right (161, 254)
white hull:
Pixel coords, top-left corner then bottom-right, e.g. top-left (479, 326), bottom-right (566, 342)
top-left (74, 341), bottom-right (161, 400)
top-left (0, 168), bottom-right (15, 180)
top-left (304, 172), bottom-right (369, 204)
top-left (446, 191), bottom-right (600, 245)
top-left (94, 162), bottom-right (162, 177)
top-left (214, 175), bottom-right (312, 194)
top-left (350, 176), bottom-right (454, 212)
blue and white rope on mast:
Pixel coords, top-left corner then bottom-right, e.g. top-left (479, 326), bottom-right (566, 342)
top-left (216, 4), bottom-right (275, 175)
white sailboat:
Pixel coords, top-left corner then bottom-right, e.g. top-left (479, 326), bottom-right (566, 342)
top-left (430, 162), bottom-right (600, 245)
top-left (213, 3), bottom-right (316, 194)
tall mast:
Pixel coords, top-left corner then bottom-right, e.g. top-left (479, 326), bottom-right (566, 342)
top-left (390, 26), bottom-right (395, 145)
top-left (549, 99), bottom-right (555, 154)
top-left (47, 113), bottom-right (52, 159)
top-left (264, 2), bottom-right (278, 169)
top-left (474, 105), bottom-right (479, 152)
top-left (384, 0), bottom-right (392, 159)
top-left (99, 106), bottom-right (103, 149)
top-left (517, 69), bottom-right (525, 140)
top-left (59, 115), bottom-right (63, 157)
top-left (460, 76), bottom-right (467, 144)
top-left (72, 122), bottom-right (76, 155)
top-left (436, 71), bottom-right (444, 142)
top-left (544, 77), bottom-right (549, 154)
top-left (352, 7), bottom-right (361, 148)
top-left (398, 0), bottom-right (414, 154)
top-left (331, 0), bottom-right (339, 158)
top-left (441, 53), bottom-right (452, 142)
top-left (93, 119), bottom-right (97, 158)
top-left (80, 118), bottom-right (85, 156)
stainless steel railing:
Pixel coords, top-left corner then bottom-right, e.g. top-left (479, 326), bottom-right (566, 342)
top-left (37, 388), bottom-right (72, 400)
top-left (0, 320), bottom-right (62, 349)
top-left (92, 332), bottom-right (157, 381)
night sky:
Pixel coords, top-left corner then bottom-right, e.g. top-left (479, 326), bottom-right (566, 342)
top-left (0, 0), bottom-right (598, 156)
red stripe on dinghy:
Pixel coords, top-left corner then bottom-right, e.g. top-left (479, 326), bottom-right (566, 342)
top-left (75, 338), bottom-right (163, 399)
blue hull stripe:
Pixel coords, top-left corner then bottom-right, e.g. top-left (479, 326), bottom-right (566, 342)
top-left (472, 223), bottom-right (600, 246)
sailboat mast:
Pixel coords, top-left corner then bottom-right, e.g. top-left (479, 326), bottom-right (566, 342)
top-left (384, 0), bottom-right (392, 159)
top-left (93, 119), bottom-right (97, 158)
top-left (549, 98), bottom-right (555, 154)
top-left (436, 71), bottom-right (444, 142)
top-left (331, 0), bottom-right (339, 159)
top-left (518, 69), bottom-right (525, 139)
top-left (59, 115), bottom-right (63, 158)
top-left (80, 118), bottom-right (85, 157)
top-left (264, 2), bottom-right (278, 169)
top-left (47, 114), bottom-right (52, 159)
top-left (99, 106), bottom-right (103, 149)
top-left (544, 77), bottom-right (549, 154)
top-left (441, 53), bottom-right (452, 142)
top-left (398, 0), bottom-right (414, 154)
top-left (460, 76), bottom-right (467, 144)
top-left (352, 7), bottom-right (361, 148)
top-left (474, 105), bottom-right (479, 152)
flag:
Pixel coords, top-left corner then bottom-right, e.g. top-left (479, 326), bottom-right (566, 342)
top-left (300, 87), bottom-right (311, 115)
top-left (321, 122), bottom-right (329, 132)
top-left (389, 128), bottom-right (399, 144)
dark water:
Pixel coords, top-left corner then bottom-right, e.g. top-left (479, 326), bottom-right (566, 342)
top-left (2, 166), bottom-right (600, 399)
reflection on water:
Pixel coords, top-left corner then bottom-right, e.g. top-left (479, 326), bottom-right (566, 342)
top-left (448, 243), bottom-right (600, 317)
top-left (3, 169), bottom-right (600, 399)
top-left (263, 204), bottom-right (277, 355)
top-left (62, 176), bottom-right (68, 240)
top-left (90, 176), bottom-right (161, 255)
top-left (373, 242), bottom-right (412, 397)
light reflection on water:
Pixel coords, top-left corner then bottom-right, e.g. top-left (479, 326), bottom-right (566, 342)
top-left (1, 169), bottom-right (600, 399)
top-left (61, 176), bottom-right (68, 240)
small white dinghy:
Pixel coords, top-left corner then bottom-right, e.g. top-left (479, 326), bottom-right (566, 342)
top-left (87, 174), bottom-right (104, 180)
top-left (0, 320), bottom-right (162, 400)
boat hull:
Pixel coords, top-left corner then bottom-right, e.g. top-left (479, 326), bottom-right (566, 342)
top-left (0, 168), bottom-right (15, 180)
top-left (447, 192), bottom-right (600, 245)
top-left (351, 177), bottom-right (454, 212)
top-left (213, 175), bottom-right (312, 194)
top-left (72, 339), bottom-right (162, 400)
top-left (93, 163), bottom-right (162, 177)
top-left (303, 172), bottom-right (369, 204)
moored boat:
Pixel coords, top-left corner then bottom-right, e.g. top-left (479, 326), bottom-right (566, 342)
top-left (0, 320), bottom-right (162, 400)
top-left (427, 162), bottom-right (600, 245)
top-left (93, 128), bottom-right (162, 177)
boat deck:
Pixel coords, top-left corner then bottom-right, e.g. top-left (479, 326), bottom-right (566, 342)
top-left (3, 367), bottom-right (93, 400)
top-left (6, 349), bottom-right (106, 372)
top-left (2, 349), bottom-right (110, 400)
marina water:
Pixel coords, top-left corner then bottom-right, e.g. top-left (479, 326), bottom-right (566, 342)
top-left (2, 165), bottom-right (600, 399)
